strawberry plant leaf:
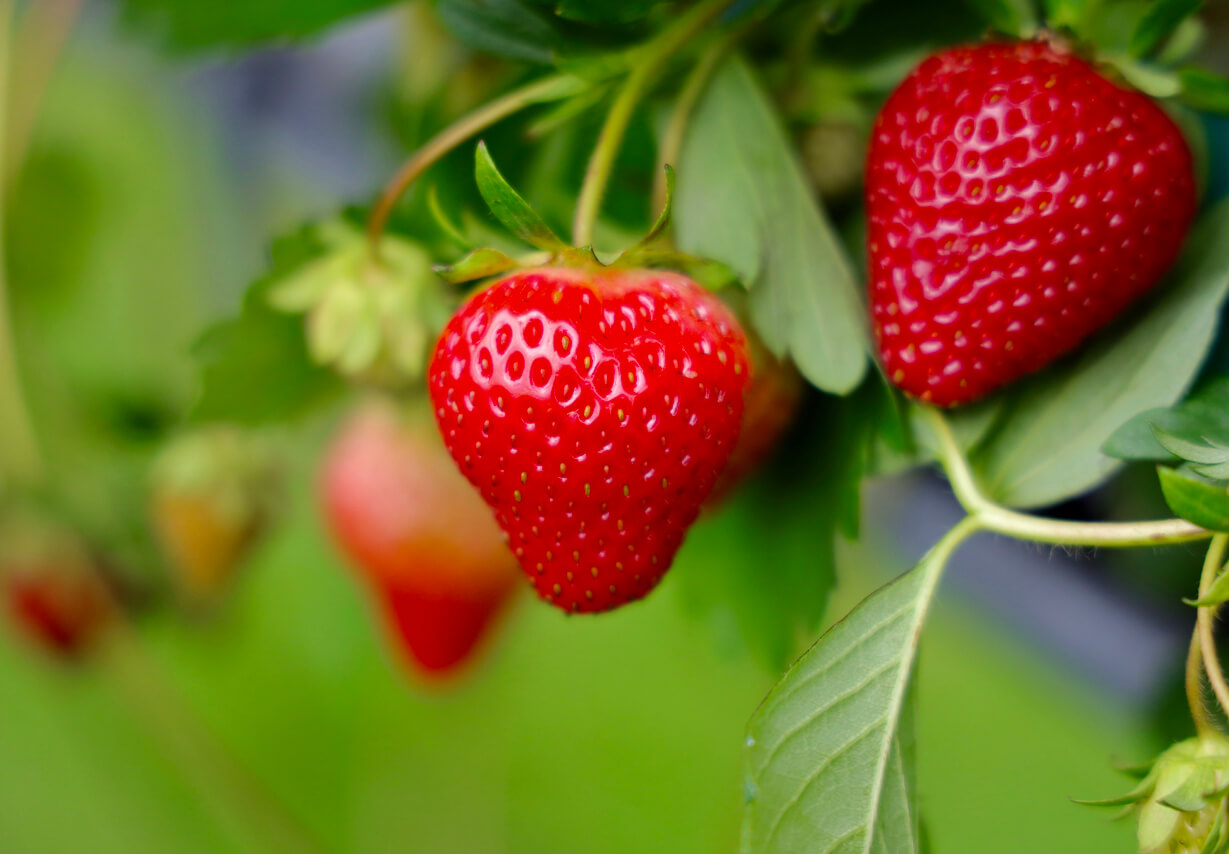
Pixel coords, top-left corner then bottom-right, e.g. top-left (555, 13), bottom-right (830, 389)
top-left (1128, 0), bottom-right (1203, 59)
top-left (1179, 68), bottom-right (1229, 115)
top-left (120, 0), bottom-right (398, 51)
top-left (1104, 378), bottom-right (1229, 461)
top-left (969, 198), bottom-right (1229, 509)
top-left (192, 229), bottom-right (345, 424)
top-left (1158, 465), bottom-right (1229, 535)
top-left (676, 57), bottom-right (868, 395)
top-left (959, 0), bottom-right (1037, 36)
top-left (474, 141), bottom-right (570, 252)
top-left (434, 0), bottom-right (566, 64)
top-left (742, 522), bottom-right (971, 854)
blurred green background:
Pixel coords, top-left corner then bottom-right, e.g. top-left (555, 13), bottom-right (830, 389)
top-left (0, 4), bottom-right (1199, 853)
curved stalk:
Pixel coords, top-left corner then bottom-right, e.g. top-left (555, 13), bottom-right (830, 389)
top-left (1188, 628), bottom-right (1217, 737)
top-left (921, 406), bottom-right (1211, 548)
top-left (1198, 534), bottom-right (1229, 721)
top-left (366, 74), bottom-right (574, 258)
top-left (572, 0), bottom-right (733, 248)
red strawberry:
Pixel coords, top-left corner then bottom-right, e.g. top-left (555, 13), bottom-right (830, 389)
top-left (321, 403), bottom-right (520, 677)
top-left (706, 344), bottom-right (802, 507)
top-left (867, 39), bottom-right (1196, 406)
top-left (428, 266), bottom-right (750, 614)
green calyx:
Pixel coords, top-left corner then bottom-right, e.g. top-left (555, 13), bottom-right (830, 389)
top-left (1080, 734), bottom-right (1229, 853)
top-left (267, 220), bottom-right (449, 389)
top-left (435, 142), bottom-right (738, 290)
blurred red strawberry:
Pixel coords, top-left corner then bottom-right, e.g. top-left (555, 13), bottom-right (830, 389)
top-left (320, 402), bottom-right (521, 679)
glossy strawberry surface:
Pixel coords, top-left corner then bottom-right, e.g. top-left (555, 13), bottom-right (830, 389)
top-left (428, 266), bottom-right (749, 613)
top-left (321, 404), bottom-right (519, 677)
top-left (867, 40), bottom-right (1196, 406)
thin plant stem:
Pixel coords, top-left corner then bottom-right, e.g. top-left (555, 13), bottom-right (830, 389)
top-left (1198, 534), bottom-right (1229, 722)
top-left (366, 74), bottom-right (574, 258)
top-left (0, 0), bottom-right (43, 488)
top-left (571, 0), bottom-right (732, 248)
top-left (921, 406), bottom-right (1210, 548)
top-left (651, 27), bottom-right (742, 215)
top-left (1188, 628), bottom-right (1216, 737)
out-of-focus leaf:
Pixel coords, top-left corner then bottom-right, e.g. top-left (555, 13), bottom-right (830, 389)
top-left (1180, 68), bottom-right (1229, 115)
top-left (1128, 0), bottom-right (1202, 59)
top-left (960, 0), bottom-right (1037, 35)
top-left (548, 0), bottom-right (662, 23)
top-left (741, 521), bottom-right (972, 853)
top-left (192, 229), bottom-right (344, 424)
top-left (1154, 430), bottom-right (1229, 479)
top-left (120, 0), bottom-right (399, 51)
top-left (435, 0), bottom-right (566, 63)
top-left (1104, 377), bottom-right (1229, 461)
top-left (676, 56), bottom-right (867, 395)
top-left (969, 198), bottom-right (1229, 509)
top-left (1158, 465), bottom-right (1229, 534)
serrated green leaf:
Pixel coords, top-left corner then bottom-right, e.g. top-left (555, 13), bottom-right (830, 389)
top-left (676, 57), bottom-right (867, 395)
top-left (959, 0), bottom-right (1037, 36)
top-left (474, 141), bottom-right (569, 252)
top-left (970, 199), bottom-right (1229, 509)
top-left (120, 0), bottom-right (398, 52)
top-left (434, 247), bottom-right (522, 284)
top-left (1180, 68), bottom-right (1229, 114)
top-left (1129, 0), bottom-right (1202, 59)
top-left (1104, 378), bottom-right (1229, 461)
top-left (741, 521), bottom-right (973, 853)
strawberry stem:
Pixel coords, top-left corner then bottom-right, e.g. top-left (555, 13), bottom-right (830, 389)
top-left (1197, 534), bottom-right (1229, 725)
top-left (1188, 629), bottom-right (1216, 737)
top-left (921, 406), bottom-right (1211, 547)
top-left (365, 73), bottom-right (579, 259)
top-left (572, 0), bottom-right (735, 250)
top-left (0, 0), bottom-right (44, 488)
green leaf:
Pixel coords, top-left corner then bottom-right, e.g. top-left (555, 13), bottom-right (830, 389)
top-left (1159, 466), bottom-right (1229, 535)
top-left (640, 166), bottom-right (674, 248)
top-left (120, 0), bottom-right (398, 51)
top-left (1104, 377), bottom-right (1229, 461)
top-left (742, 521), bottom-right (973, 853)
top-left (434, 0), bottom-right (563, 64)
top-left (1129, 0), bottom-right (1202, 59)
top-left (474, 141), bottom-right (570, 252)
top-left (1180, 67), bottom-right (1229, 114)
top-left (959, 0), bottom-right (1038, 36)
top-left (548, 0), bottom-right (662, 24)
top-left (969, 198), bottom-right (1229, 509)
top-left (676, 57), bottom-right (868, 395)
top-left (434, 247), bottom-right (523, 284)
top-left (192, 229), bottom-right (344, 424)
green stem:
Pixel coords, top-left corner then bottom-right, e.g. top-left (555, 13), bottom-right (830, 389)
top-left (103, 626), bottom-right (327, 854)
top-left (1188, 628), bottom-right (1216, 737)
top-left (921, 406), bottom-right (1210, 548)
top-left (366, 73), bottom-right (574, 258)
top-left (1198, 534), bottom-right (1229, 723)
top-left (571, 0), bottom-right (733, 249)
top-left (651, 27), bottom-right (742, 216)
top-left (0, 0), bottom-right (43, 488)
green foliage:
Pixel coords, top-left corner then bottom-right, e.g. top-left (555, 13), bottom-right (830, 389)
top-left (1157, 465), bottom-right (1229, 534)
top-left (1180, 68), bottom-right (1229, 115)
top-left (475, 141), bottom-right (571, 251)
top-left (192, 229), bottom-right (344, 425)
top-left (435, 0), bottom-right (647, 64)
top-left (1128, 0), bottom-right (1202, 59)
top-left (959, 0), bottom-right (1037, 36)
top-left (120, 0), bottom-right (400, 51)
top-left (741, 523), bottom-right (973, 853)
top-left (676, 57), bottom-right (867, 395)
top-left (967, 199), bottom-right (1229, 509)
top-left (1104, 377), bottom-right (1229, 462)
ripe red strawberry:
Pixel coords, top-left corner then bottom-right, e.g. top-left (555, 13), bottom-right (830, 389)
top-left (428, 266), bottom-right (750, 613)
top-left (706, 345), bottom-right (802, 507)
top-left (867, 39), bottom-right (1196, 406)
top-left (321, 403), bottom-right (521, 677)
